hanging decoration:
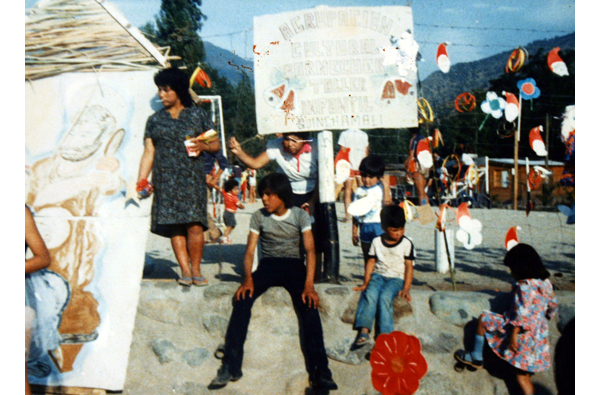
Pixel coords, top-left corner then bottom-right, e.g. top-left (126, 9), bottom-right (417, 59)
top-left (380, 30), bottom-right (419, 78)
top-left (334, 148), bottom-right (351, 184)
top-left (561, 105), bottom-right (575, 143)
top-left (417, 98), bottom-right (434, 124)
top-left (505, 226), bottom-right (520, 251)
top-left (395, 79), bottom-right (413, 95)
top-left (455, 202), bottom-right (482, 250)
top-left (479, 91), bottom-right (506, 130)
top-left (381, 80), bottom-right (396, 100)
top-left (370, 331), bottom-right (428, 395)
top-left (436, 43), bottom-right (451, 73)
top-left (189, 66), bottom-right (212, 89)
top-left (517, 78), bottom-right (541, 100)
top-left (435, 204), bottom-right (453, 232)
top-left (454, 92), bottom-right (476, 113)
top-left (528, 166), bottom-right (551, 191)
top-left (497, 121), bottom-right (516, 139)
top-left (432, 128), bottom-right (444, 148)
top-left (526, 199), bottom-right (534, 217)
top-left (399, 200), bottom-right (417, 222)
top-left (506, 47), bottom-right (528, 73)
top-left (547, 47), bottom-right (569, 77)
top-left (560, 105), bottom-right (575, 188)
top-left (441, 154), bottom-right (461, 189)
top-left (529, 126), bottom-right (547, 156)
top-left (464, 164), bottom-right (479, 190)
top-left (502, 91), bottom-right (519, 122)
top-left (416, 137), bottom-right (433, 169)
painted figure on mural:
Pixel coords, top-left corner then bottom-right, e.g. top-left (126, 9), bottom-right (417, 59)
top-left (26, 102), bottom-right (125, 373)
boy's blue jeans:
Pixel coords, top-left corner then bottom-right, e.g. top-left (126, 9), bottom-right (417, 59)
top-left (354, 272), bottom-right (405, 335)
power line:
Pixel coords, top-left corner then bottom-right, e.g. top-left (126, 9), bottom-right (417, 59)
top-left (202, 28), bottom-right (252, 39)
top-left (417, 40), bottom-right (572, 49)
top-left (415, 23), bottom-right (572, 35)
top-left (202, 22), bottom-right (572, 42)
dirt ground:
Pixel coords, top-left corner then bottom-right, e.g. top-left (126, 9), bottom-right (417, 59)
top-left (143, 200), bottom-right (575, 293)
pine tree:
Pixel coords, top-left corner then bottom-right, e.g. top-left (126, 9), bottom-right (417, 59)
top-left (140, 0), bottom-right (207, 71)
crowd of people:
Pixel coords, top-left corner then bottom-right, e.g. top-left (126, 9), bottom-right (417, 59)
top-left (25, 67), bottom-right (570, 395)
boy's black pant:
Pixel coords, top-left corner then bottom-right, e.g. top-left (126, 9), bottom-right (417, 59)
top-left (222, 257), bottom-right (332, 380)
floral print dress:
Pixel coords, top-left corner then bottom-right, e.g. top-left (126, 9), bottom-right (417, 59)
top-left (144, 106), bottom-right (215, 237)
top-left (481, 278), bottom-right (558, 372)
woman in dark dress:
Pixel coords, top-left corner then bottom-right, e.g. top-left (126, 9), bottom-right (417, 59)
top-left (137, 68), bottom-right (220, 286)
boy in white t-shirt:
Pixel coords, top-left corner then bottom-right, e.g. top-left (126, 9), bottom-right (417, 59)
top-left (352, 205), bottom-right (415, 348)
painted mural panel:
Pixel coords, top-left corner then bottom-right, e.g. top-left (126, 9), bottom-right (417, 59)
top-left (25, 70), bottom-right (157, 390)
top-left (254, 5), bottom-right (419, 135)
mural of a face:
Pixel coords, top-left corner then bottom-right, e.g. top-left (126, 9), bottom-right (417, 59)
top-left (58, 105), bottom-right (116, 162)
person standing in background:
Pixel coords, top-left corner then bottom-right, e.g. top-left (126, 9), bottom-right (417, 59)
top-left (338, 129), bottom-right (369, 222)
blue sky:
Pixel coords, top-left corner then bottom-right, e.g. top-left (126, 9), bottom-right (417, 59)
top-left (25, 0), bottom-right (575, 79)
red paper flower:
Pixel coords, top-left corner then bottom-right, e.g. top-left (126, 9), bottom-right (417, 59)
top-left (370, 331), bottom-right (428, 395)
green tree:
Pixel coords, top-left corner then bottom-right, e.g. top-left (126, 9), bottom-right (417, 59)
top-left (140, 0), bottom-right (207, 72)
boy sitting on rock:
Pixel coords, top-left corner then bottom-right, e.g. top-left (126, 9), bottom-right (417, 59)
top-left (352, 204), bottom-right (415, 348)
top-left (209, 173), bottom-right (337, 391)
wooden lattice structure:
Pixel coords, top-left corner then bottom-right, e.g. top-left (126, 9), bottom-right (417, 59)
top-left (25, 0), bottom-right (177, 80)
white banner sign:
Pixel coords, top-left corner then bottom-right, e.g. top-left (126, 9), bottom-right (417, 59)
top-left (254, 5), bottom-right (419, 135)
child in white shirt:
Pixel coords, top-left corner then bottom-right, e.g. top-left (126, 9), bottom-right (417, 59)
top-left (352, 205), bottom-right (415, 348)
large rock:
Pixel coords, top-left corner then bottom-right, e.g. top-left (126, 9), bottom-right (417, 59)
top-left (326, 337), bottom-right (371, 365)
top-left (418, 372), bottom-right (467, 395)
top-left (202, 314), bottom-right (229, 336)
top-left (203, 282), bottom-right (238, 300)
top-left (261, 286), bottom-right (293, 308)
top-left (429, 292), bottom-right (491, 326)
top-left (340, 293), bottom-right (413, 326)
top-left (150, 339), bottom-right (178, 364)
top-left (138, 298), bottom-right (182, 325)
top-left (393, 296), bottom-right (413, 318)
top-left (181, 348), bottom-right (210, 367)
top-left (420, 332), bottom-right (461, 354)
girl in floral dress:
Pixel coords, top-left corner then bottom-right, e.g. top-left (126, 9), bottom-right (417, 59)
top-left (454, 243), bottom-right (558, 395)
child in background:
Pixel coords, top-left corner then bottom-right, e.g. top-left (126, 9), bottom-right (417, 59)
top-left (247, 167), bottom-right (257, 203)
top-left (209, 173), bottom-right (336, 391)
top-left (215, 179), bottom-right (245, 244)
top-left (454, 244), bottom-right (558, 395)
top-left (352, 205), bottom-right (415, 348)
top-left (240, 169), bottom-right (248, 203)
top-left (352, 154), bottom-right (392, 265)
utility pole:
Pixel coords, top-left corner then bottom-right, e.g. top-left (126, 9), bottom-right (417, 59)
top-left (513, 94), bottom-right (522, 210)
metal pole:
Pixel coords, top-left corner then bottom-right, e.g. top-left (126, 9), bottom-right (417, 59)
top-left (545, 113), bottom-right (552, 183)
top-left (317, 131), bottom-right (340, 283)
top-left (442, 229), bottom-right (457, 291)
top-left (513, 94), bottom-right (522, 210)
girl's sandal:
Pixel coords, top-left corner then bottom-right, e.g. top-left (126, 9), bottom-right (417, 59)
top-left (192, 276), bottom-right (209, 287)
top-left (178, 277), bottom-right (192, 287)
top-left (454, 350), bottom-right (483, 369)
top-left (353, 332), bottom-right (370, 349)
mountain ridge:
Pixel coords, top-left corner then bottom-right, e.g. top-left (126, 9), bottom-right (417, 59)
top-left (204, 40), bottom-right (253, 85)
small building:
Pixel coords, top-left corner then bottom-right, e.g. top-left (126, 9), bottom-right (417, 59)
top-left (474, 157), bottom-right (565, 206)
